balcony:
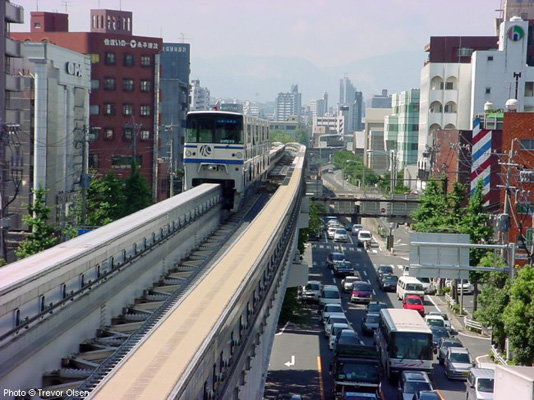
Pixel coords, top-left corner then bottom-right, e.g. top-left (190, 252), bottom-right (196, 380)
top-left (5, 37), bottom-right (21, 57)
top-left (5, 74), bottom-right (22, 92)
top-left (5, 2), bottom-right (24, 24)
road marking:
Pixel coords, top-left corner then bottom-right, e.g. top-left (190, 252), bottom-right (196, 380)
top-left (284, 355), bottom-right (296, 367)
top-left (275, 321), bottom-right (290, 336)
top-left (317, 356), bottom-right (325, 400)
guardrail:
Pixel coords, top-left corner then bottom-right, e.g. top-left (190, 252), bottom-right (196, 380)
top-left (464, 316), bottom-right (484, 334)
top-left (490, 344), bottom-right (508, 365)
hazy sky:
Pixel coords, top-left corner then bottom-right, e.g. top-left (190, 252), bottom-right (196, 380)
top-left (13, 0), bottom-right (504, 101)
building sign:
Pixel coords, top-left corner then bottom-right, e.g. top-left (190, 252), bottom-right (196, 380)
top-left (507, 25), bottom-right (524, 41)
top-left (103, 38), bottom-right (159, 49)
top-left (65, 62), bottom-right (82, 77)
top-left (164, 45), bottom-right (188, 53)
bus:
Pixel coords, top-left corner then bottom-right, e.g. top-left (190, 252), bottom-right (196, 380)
top-left (375, 308), bottom-right (433, 380)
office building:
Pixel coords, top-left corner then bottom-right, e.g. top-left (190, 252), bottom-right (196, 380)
top-left (12, 9), bottom-right (164, 201)
top-left (160, 42), bottom-right (190, 196)
top-left (274, 84), bottom-right (301, 121)
top-left (190, 79), bottom-right (210, 111)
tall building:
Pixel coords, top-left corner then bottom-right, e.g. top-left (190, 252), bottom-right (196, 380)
top-left (12, 9), bottom-right (164, 201)
top-left (339, 77), bottom-right (363, 132)
top-left (364, 108), bottom-right (392, 173)
top-left (10, 42), bottom-right (91, 230)
top-left (274, 84), bottom-right (301, 121)
top-left (417, 35), bottom-right (497, 168)
top-left (190, 79), bottom-right (210, 111)
top-left (370, 89), bottom-right (392, 108)
top-left (385, 89), bottom-right (420, 169)
top-left (1, 0), bottom-right (24, 260)
top-left (160, 42), bottom-right (190, 196)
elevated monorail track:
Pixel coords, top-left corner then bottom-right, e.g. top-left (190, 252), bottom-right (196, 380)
top-left (0, 145), bottom-right (306, 400)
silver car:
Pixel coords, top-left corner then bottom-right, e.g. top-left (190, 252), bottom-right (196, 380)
top-left (444, 347), bottom-right (473, 380)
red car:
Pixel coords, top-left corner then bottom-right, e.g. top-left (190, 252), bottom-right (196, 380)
top-left (403, 294), bottom-right (425, 316)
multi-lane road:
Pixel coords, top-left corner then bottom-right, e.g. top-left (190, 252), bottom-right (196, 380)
top-left (264, 225), bottom-right (493, 400)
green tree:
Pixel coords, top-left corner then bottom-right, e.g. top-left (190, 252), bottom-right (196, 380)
top-left (503, 265), bottom-right (534, 365)
top-left (473, 255), bottom-right (509, 349)
top-left (411, 180), bottom-right (450, 232)
top-left (15, 187), bottom-right (58, 259)
top-left (122, 160), bottom-right (152, 216)
top-left (85, 172), bottom-right (125, 227)
top-left (270, 131), bottom-right (293, 144)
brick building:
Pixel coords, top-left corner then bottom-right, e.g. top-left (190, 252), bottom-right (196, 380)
top-left (12, 9), bottom-right (164, 200)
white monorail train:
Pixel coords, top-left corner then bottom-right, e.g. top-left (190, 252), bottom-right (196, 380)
top-left (184, 111), bottom-right (284, 210)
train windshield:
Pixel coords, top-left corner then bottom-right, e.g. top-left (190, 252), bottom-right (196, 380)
top-left (186, 113), bottom-right (244, 144)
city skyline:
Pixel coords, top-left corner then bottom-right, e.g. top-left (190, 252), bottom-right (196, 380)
top-left (13, 0), bottom-right (501, 102)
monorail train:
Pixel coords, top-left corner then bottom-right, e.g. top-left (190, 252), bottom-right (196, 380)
top-left (184, 110), bottom-right (284, 210)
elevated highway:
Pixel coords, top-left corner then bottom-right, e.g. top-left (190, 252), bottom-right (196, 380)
top-left (0, 145), bottom-right (307, 399)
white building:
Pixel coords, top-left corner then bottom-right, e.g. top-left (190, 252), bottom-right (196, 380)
top-left (363, 108), bottom-right (391, 172)
top-left (12, 41), bottom-right (91, 228)
top-left (190, 79), bottom-right (210, 111)
top-left (472, 16), bottom-right (534, 114)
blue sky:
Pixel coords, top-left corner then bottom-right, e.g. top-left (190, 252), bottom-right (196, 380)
top-left (13, 0), bottom-right (503, 102)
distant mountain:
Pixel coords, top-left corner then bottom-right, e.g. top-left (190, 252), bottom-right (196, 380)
top-left (191, 51), bottom-right (426, 104)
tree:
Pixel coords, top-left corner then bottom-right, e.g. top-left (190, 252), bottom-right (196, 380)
top-left (411, 180), bottom-right (449, 232)
top-left (458, 180), bottom-right (494, 311)
top-left (122, 160), bottom-right (152, 216)
top-left (15, 187), bottom-right (58, 259)
top-left (473, 255), bottom-right (509, 349)
top-left (503, 265), bottom-right (534, 365)
top-left (85, 172), bottom-right (125, 227)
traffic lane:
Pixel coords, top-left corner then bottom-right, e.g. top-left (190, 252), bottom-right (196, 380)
top-left (265, 324), bottom-right (325, 400)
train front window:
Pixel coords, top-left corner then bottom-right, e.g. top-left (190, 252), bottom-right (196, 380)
top-left (186, 114), bottom-right (244, 144)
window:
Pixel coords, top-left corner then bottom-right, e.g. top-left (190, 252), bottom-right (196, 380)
top-left (89, 153), bottom-right (99, 168)
top-left (520, 139), bottom-right (534, 150)
top-left (104, 52), bottom-right (116, 65)
top-left (140, 105), bottom-right (151, 116)
top-left (91, 79), bottom-right (100, 90)
top-left (140, 55), bottom-right (151, 66)
top-left (123, 104), bottom-right (133, 116)
top-left (104, 128), bottom-right (114, 140)
top-left (487, 56), bottom-right (494, 61)
top-left (485, 87), bottom-right (491, 95)
top-left (123, 54), bottom-right (135, 66)
top-left (89, 53), bottom-right (100, 64)
top-left (103, 78), bottom-right (116, 90)
top-left (123, 126), bottom-right (133, 140)
top-left (112, 154), bottom-right (141, 168)
top-left (140, 129), bottom-right (151, 140)
top-left (103, 103), bottom-right (116, 116)
top-left (140, 80), bottom-right (151, 92)
top-left (457, 47), bottom-right (473, 57)
top-left (445, 82), bottom-right (454, 90)
top-left (123, 79), bottom-right (134, 91)
top-left (90, 105), bottom-right (99, 115)
top-left (34, 22), bottom-right (41, 29)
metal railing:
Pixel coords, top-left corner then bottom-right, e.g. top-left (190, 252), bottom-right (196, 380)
top-left (464, 316), bottom-right (484, 333)
top-left (490, 344), bottom-right (508, 365)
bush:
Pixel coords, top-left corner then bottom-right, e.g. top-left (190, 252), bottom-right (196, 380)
top-left (438, 286), bottom-right (451, 295)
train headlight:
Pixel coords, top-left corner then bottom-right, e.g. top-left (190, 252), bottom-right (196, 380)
top-left (235, 152), bottom-right (243, 159)
top-left (185, 150), bottom-right (192, 157)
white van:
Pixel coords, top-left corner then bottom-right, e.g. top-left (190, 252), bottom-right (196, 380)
top-left (396, 276), bottom-right (425, 300)
top-left (319, 285), bottom-right (342, 307)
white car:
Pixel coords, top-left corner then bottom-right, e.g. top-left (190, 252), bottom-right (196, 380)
top-left (321, 303), bottom-right (344, 324)
top-left (357, 230), bottom-right (372, 246)
top-left (324, 314), bottom-right (349, 336)
top-left (446, 279), bottom-right (474, 294)
top-left (425, 314), bottom-right (446, 329)
top-left (427, 311), bottom-right (452, 330)
top-left (333, 228), bottom-right (348, 242)
top-left (327, 225), bottom-right (341, 240)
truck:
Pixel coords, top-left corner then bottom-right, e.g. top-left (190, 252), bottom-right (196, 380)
top-left (330, 343), bottom-right (381, 399)
top-left (494, 364), bottom-right (534, 400)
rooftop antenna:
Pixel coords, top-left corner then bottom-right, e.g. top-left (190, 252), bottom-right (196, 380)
top-left (61, 0), bottom-right (69, 13)
top-left (180, 33), bottom-right (191, 43)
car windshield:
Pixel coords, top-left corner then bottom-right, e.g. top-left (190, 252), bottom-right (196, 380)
top-left (450, 352), bottom-right (470, 363)
top-left (332, 253), bottom-right (345, 261)
top-left (406, 297), bottom-right (422, 305)
top-left (477, 378), bottom-right (495, 392)
top-left (335, 362), bottom-right (379, 383)
top-left (353, 282), bottom-right (371, 291)
top-left (379, 266), bottom-right (393, 274)
top-left (432, 328), bottom-right (450, 339)
top-left (335, 229), bottom-right (347, 234)
top-left (368, 303), bottom-right (386, 312)
top-left (365, 314), bottom-right (380, 323)
top-left (359, 232), bottom-right (371, 239)
top-left (345, 277), bottom-right (358, 283)
top-left (443, 340), bottom-right (462, 349)
top-left (338, 261), bottom-right (352, 268)
top-left (328, 317), bottom-right (347, 325)
top-left (406, 283), bottom-right (423, 291)
top-left (404, 382), bottom-right (432, 394)
top-left (307, 283), bottom-right (320, 290)
top-left (384, 275), bottom-right (398, 283)
top-left (427, 319), bottom-right (444, 327)
top-left (325, 305), bottom-right (342, 312)
top-left (322, 290), bottom-right (340, 299)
